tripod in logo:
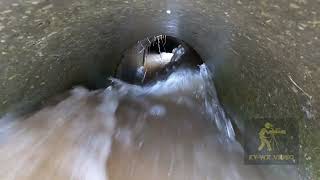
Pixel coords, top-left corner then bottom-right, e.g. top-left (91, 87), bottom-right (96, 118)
top-left (258, 122), bottom-right (286, 152)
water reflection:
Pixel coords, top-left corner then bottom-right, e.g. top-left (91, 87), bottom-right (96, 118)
top-left (0, 64), bottom-right (297, 180)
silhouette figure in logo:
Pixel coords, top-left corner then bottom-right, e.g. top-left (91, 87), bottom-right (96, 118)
top-left (258, 122), bottom-right (286, 151)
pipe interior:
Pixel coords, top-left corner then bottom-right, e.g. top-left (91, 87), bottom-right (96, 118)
top-left (0, 0), bottom-right (319, 178)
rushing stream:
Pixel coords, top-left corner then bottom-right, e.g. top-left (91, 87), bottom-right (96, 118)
top-left (0, 64), bottom-right (298, 180)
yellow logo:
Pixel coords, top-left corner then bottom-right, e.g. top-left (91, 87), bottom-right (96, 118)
top-left (245, 118), bottom-right (298, 164)
top-left (258, 122), bottom-right (286, 152)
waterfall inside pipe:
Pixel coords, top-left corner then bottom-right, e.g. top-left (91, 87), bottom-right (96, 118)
top-left (110, 64), bottom-right (235, 140)
top-left (0, 63), bottom-right (298, 179)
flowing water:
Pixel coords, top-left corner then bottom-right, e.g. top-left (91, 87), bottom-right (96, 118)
top-left (0, 64), bottom-right (298, 180)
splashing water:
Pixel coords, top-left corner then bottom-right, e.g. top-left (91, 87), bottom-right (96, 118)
top-left (110, 64), bottom-right (235, 140)
top-left (0, 87), bottom-right (118, 180)
top-left (0, 64), bottom-right (298, 180)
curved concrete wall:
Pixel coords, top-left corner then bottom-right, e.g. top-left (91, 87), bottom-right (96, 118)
top-left (0, 0), bottom-right (319, 178)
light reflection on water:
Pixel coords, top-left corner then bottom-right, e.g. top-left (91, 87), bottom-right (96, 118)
top-left (0, 64), bottom-right (297, 180)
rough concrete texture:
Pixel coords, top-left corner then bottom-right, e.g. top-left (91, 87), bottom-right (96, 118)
top-left (0, 0), bottom-right (319, 178)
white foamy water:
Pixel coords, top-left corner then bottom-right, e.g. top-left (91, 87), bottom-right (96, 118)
top-left (111, 64), bottom-right (235, 140)
top-left (0, 87), bottom-right (118, 180)
top-left (0, 64), bottom-right (298, 180)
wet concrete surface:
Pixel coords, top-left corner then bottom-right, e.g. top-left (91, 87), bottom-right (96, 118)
top-left (0, 0), bottom-right (319, 178)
